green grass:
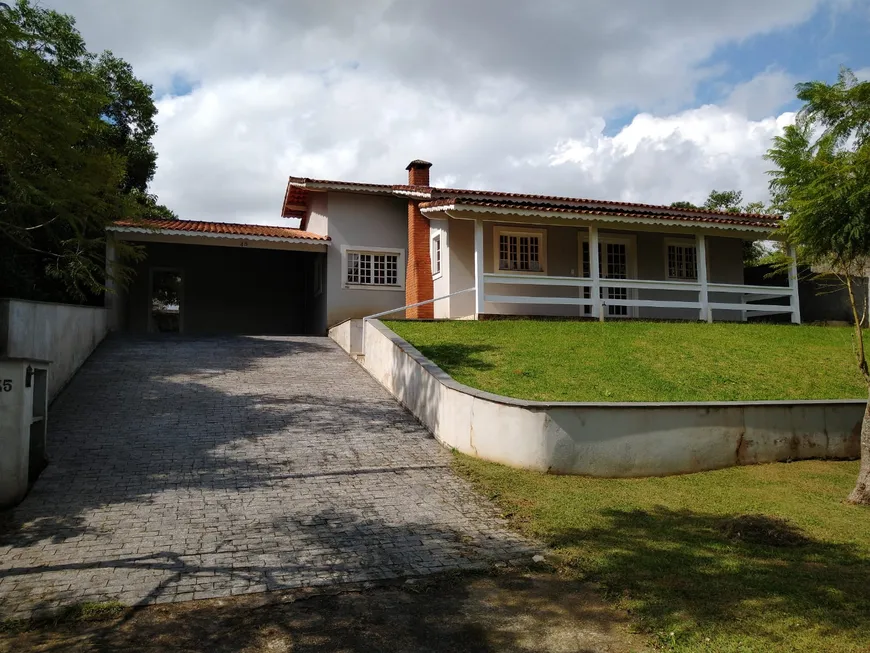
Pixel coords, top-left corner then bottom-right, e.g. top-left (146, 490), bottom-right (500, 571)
top-left (386, 320), bottom-right (868, 402)
top-left (454, 455), bottom-right (870, 652)
top-left (0, 600), bottom-right (125, 634)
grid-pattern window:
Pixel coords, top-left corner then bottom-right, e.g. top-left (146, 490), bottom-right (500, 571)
top-left (498, 233), bottom-right (542, 272)
top-left (667, 243), bottom-right (698, 280)
top-left (346, 251), bottom-right (399, 286)
top-left (432, 234), bottom-right (442, 276)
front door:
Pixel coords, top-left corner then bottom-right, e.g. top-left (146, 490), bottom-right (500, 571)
top-left (582, 238), bottom-right (633, 317)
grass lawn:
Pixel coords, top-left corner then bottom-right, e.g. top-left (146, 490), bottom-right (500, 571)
top-left (386, 320), bottom-right (868, 402)
top-left (455, 456), bottom-right (870, 652)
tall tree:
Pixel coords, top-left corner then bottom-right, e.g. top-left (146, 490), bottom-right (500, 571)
top-left (0, 0), bottom-right (168, 303)
top-left (766, 67), bottom-right (870, 505)
top-left (670, 191), bottom-right (768, 265)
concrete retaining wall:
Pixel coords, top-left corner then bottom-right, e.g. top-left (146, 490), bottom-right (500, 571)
top-left (349, 320), bottom-right (863, 477)
top-left (328, 319), bottom-right (364, 355)
top-left (0, 299), bottom-right (108, 401)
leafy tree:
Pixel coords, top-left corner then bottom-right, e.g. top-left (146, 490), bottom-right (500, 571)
top-left (670, 191), bottom-right (769, 265)
top-left (765, 67), bottom-right (870, 505)
top-left (0, 0), bottom-right (168, 303)
top-left (703, 189), bottom-right (744, 212)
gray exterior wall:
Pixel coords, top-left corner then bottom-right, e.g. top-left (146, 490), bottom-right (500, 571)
top-left (124, 243), bottom-right (325, 335)
top-left (306, 191), bottom-right (329, 235)
top-left (448, 218), bottom-right (476, 318)
top-left (0, 299), bottom-right (108, 401)
top-left (443, 221), bottom-right (746, 320)
top-left (323, 191), bottom-right (409, 326)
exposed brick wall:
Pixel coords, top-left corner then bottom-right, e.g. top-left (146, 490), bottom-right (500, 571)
top-left (406, 199), bottom-right (434, 318)
top-left (405, 160), bottom-right (434, 319)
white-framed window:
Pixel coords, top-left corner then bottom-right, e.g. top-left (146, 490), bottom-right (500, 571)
top-left (432, 233), bottom-right (442, 277)
top-left (665, 239), bottom-right (698, 280)
top-left (493, 226), bottom-right (546, 274)
top-left (342, 246), bottom-right (405, 290)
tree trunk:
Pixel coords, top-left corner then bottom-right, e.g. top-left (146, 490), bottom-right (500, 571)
top-left (848, 389), bottom-right (870, 505)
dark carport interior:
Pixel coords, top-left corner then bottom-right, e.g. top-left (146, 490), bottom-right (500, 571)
top-left (120, 242), bottom-right (326, 335)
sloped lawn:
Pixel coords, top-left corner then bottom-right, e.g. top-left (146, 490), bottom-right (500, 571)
top-left (455, 455), bottom-right (870, 653)
top-left (385, 320), bottom-right (868, 402)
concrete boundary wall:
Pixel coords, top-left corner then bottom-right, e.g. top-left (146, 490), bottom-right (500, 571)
top-left (336, 319), bottom-right (864, 477)
top-left (0, 299), bottom-right (108, 401)
top-left (328, 319), bottom-right (364, 355)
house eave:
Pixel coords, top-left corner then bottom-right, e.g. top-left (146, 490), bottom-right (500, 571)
top-left (107, 225), bottom-right (332, 246)
top-left (420, 203), bottom-right (780, 236)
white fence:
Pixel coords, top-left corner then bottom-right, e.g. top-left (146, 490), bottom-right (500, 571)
top-left (482, 273), bottom-right (799, 322)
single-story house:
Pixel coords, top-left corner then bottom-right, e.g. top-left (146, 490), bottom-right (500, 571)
top-left (105, 159), bottom-right (798, 335)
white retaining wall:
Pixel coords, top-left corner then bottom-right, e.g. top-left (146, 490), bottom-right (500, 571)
top-left (1, 299), bottom-right (108, 401)
top-left (328, 319), bottom-right (364, 356)
top-left (340, 319), bottom-right (863, 477)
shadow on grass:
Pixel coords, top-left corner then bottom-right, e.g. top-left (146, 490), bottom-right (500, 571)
top-left (549, 507), bottom-right (870, 645)
top-left (410, 343), bottom-right (496, 374)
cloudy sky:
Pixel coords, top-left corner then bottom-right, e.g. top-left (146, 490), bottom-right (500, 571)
top-left (46, 0), bottom-right (870, 225)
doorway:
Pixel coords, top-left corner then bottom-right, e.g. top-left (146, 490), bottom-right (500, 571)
top-left (580, 235), bottom-right (637, 317)
top-left (150, 268), bottom-right (183, 333)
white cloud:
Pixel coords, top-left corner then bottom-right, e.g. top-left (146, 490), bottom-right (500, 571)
top-left (152, 71), bottom-right (794, 224)
top-left (42, 0), bottom-right (837, 223)
top-left (550, 107), bottom-right (795, 206)
top-left (725, 69), bottom-right (797, 120)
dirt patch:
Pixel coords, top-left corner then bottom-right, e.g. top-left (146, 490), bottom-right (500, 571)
top-left (0, 569), bottom-right (648, 653)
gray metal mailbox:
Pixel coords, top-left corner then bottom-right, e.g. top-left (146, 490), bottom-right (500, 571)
top-left (0, 357), bottom-right (50, 508)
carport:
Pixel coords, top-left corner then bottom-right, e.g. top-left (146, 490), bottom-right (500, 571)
top-left (106, 219), bottom-right (329, 335)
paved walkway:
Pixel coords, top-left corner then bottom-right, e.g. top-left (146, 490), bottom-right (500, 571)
top-left (0, 336), bottom-right (530, 620)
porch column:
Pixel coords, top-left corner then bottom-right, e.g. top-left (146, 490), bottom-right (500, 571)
top-left (788, 244), bottom-right (801, 324)
top-left (589, 225), bottom-right (601, 319)
top-left (474, 219), bottom-right (485, 319)
top-left (697, 234), bottom-right (711, 323)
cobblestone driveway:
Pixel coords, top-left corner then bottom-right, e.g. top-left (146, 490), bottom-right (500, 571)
top-left (0, 336), bottom-right (530, 619)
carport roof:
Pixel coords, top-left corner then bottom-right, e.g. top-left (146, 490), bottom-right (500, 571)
top-left (110, 218), bottom-right (330, 243)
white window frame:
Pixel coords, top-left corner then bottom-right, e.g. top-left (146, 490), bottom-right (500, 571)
top-left (340, 245), bottom-right (405, 292)
top-left (431, 228), bottom-right (443, 279)
top-left (492, 226), bottom-right (547, 275)
top-left (578, 232), bottom-right (638, 318)
top-left (664, 238), bottom-right (702, 281)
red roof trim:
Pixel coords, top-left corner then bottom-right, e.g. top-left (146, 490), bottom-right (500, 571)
top-left (419, 198), bottom-right (780, 229)
top-left (112, 219), bottom-right (330, 241)
top-left (284, 175), bottom-right (781, 222)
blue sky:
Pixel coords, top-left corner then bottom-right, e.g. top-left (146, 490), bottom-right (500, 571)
top-left (702, 0), bottom-right (869, 101)
top-left (599, 1), bottom-right (870, 136)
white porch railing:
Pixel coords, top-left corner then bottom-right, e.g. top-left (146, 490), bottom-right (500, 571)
top-left (482, 273), bottom-right (799, 323)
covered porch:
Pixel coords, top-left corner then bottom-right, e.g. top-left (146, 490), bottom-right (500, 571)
top-left (421, 201), bottom-right (799, 324)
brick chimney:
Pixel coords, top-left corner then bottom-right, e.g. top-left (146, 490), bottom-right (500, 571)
top-left (405, 160), bottom-right (434, 319)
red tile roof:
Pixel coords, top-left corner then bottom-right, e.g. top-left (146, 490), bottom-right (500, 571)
top-left (419, 198), bottom-right (780, 229)
top-left (433, 188), bottom-right (781, 222)
top-left (112, 219), bottom-right (330, 241)
top-left (284, 175), bottom-right (782, 229)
